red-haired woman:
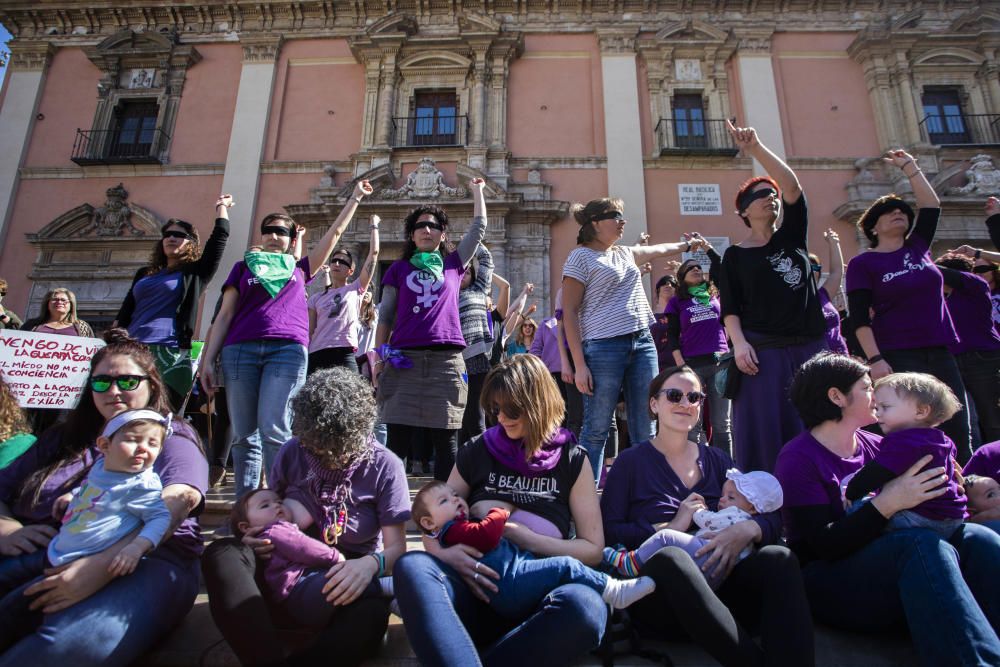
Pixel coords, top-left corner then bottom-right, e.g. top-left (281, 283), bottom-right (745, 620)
top-left (717, 120), bottom-right (828, 473)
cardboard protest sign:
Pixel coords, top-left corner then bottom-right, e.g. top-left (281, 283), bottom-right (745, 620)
top-left (0, 330), bottom-right (106, 409)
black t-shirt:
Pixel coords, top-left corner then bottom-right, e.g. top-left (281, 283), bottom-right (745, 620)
top-left (718, 196), bottom-right (825, 337)
top-left (456, 432), bottom-right (587, 539)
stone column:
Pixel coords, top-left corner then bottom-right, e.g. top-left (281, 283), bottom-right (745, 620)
top-left (0, 42), bottom-right (54, 249)
top-left (734, 32), bottom-right (788, 173)
top-left (470, 50), bottom-right (488, 146)
top-left (375, 51), bottom-right (398, 148)
top-left (597, 30), bottom-right (649, 242)
top-left (200, 34), bottom-right (282, 336)
top-left (893, 50), bottom-right (921, 146)
top-left (361, 60), bottom-right (381, 149)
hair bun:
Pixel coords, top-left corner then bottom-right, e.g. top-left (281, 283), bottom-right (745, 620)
top-left (103, 327), bottom-right (138, 345)
top-left (570, 203), bottom-right (588, 226)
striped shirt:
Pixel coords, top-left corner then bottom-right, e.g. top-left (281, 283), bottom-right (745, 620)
top-left (562, 245), bottom-right (653, 341)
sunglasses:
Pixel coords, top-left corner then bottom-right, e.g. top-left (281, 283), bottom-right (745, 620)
top-left (738, 187), bottom-right (778, 211)
top-left (655, 388), bottom-right (706, 405)
top-left (261, 225), bottom-right (293, 238)
top-left (489, 403), bottom-right (522, 420)
top-left (413, 220), bottom-right (444, 232)
top-left (162, 230), bottom-right (194, 241)
top-left (90, 375), bottom-right (149, 393)
top-left (593, 211), bottom-right (626, 223)
top-left (330, 257), bottom-right (351, 268)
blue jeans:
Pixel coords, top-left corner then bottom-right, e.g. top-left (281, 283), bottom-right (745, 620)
top-left (0, 554), bottom-right (199, 667)
top-left (802, 524), bottom-right (1000, 666)
top-left (580, 330), bottom-right (657, 480)
top-left (687, 357), bottom-right (733, 458)
top-left (222, 340), bottom-right (308, 498)
top-left (479, 538), bottom-right (607, 618)
top-left (393, 551), bottom-right (607, 667)
top-left (0, 550), bottom-right (45, 596)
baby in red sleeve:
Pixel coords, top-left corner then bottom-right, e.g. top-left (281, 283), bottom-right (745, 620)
top-left (412, 481), bottom-right (654, 617)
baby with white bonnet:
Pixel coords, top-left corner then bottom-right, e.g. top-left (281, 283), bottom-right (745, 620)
top-left (604, 469), bottom-right (783, 589)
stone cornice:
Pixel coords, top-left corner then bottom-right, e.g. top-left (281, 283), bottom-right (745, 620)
top-left (240, 33), bottom-right (282, 63)
top-left (0, 2), bottom-right (985, 43)
top-left (7, 40), bottom-right (54, 72)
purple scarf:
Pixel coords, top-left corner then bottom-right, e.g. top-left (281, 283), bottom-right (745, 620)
top-left (483, 425), bottom-right (575, 477)
top-left (301, 440), bottom-right (374, 545)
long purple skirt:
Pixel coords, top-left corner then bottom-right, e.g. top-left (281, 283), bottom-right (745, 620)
top-left (732, 334), bottom-right (829, 473)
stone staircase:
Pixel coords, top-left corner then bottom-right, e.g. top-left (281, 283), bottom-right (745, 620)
top-left (137, 473), bottom-right (919, 667)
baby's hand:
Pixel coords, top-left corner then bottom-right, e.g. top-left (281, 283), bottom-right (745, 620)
top-left (108, 544), bottom-right (144, 577)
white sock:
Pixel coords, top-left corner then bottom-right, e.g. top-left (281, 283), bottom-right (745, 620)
top-left (601, 575), bottom-right (656, 609)
top-left (379, 576), bottom-right (394, 598)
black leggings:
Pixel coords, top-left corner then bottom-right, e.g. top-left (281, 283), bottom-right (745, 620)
top-left (201, 538), bottom-right (389, 667)
top-left (308, 347), bottom-right (359, 375)
top-left (628, 546), bottom-right (814, 667)
top-left (457, 371), bottom-right (488, 449)
top-left (386, 424), bottom-right (457, 481)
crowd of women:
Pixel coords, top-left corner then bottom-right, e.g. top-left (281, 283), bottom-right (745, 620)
top-left (0, 117), bottom-right (999, 667)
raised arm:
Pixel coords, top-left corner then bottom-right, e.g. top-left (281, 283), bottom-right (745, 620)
top-left (823, 229), bottom-right (845, 298)
top-left (492, 273), bottom-right (511, 319)
top-left (884, 149), bottom-right (939, 211)
top-left (358, 215), bottom-right (381, 292)
top-left (457, 179), bottom-right (488, 265)
top-left (307, 180), bottom-right (373, 277)
top-left (727, 119), bottom-right (802, 203)
top-left (630, 240), bottom-right (689, 266)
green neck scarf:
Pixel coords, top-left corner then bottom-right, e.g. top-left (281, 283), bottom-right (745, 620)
top-left (245, 251), bottom-right (296, 298)
top-left (409, 252), bottom-right (444, 282)
top-left (688, 282), bottom-right (712, 306)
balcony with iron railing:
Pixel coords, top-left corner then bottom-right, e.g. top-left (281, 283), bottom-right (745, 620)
top-left (918, 114), bottom-right (1000, 147)
top-left (390, 115), bottom-right (469, 148)
top-left (70, 128), bottom-right (169, 166)
top-left (655, 118), bottom-right (739, 157)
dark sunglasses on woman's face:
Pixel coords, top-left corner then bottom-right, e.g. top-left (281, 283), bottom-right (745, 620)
top-left (90, 375), bottom-right (148, 393)
top-left (489, 403), bottom-right (522, 420)
top-left (656, 388), bottom-right (706, 405)
top-left (330, 257), bottom-right (351, 268)
top-left (163, 230), bottom-right (194, 241)
top-left (412, 220), bottom-right (444, 232)
top-left (261, 225), bottom-right (293, 238)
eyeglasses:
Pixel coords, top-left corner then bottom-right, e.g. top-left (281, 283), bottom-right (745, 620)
top-left (489, 403), bottom-right (522, 420)
top-left (49, 298), bottom-right (70, 304)
top-left (413, 220), bottom-right (444, 232)
top-left (330, 257), bottom-right (351, 268)
top-left (655, 388), bottom-right (705, 405)
top-left (162, 230), bottom-right (193, 241)
top-left (90, 375), bottom-right (149, 393)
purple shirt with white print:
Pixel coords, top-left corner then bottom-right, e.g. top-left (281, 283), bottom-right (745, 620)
top-left (381, 251), bottom-right (467, 349)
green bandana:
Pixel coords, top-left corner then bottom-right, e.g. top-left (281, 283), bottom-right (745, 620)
top-left (688, 282), bottom-right (712, 306)
top-left (409, 252), bottom-right (444, 282)
top-left (245, 251), bottom-right (296, 299)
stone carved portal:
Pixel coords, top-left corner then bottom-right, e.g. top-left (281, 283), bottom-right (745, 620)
top-left (26, 184), bottom-right (162, 330)
top-left (285, 158), bottom-right (568, 317)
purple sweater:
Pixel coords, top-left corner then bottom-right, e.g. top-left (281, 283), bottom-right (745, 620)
top-left (601, 440), bottom-right (781, 549)
top-left (260, 520), bottom-right (343, 602)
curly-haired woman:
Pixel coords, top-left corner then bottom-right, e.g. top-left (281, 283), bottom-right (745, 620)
top-left (201, 367), bottom-right (409, 667)
top-left (0, 376), bottom-right (33, 470)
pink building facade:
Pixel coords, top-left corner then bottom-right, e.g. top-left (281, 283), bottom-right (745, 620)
top-left (0, 1), bottom-right (997, 329)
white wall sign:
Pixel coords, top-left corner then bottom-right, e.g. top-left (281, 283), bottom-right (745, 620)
top-left (675, 59), bottom-right (702, 82)
top-left (126, 68), bottom-right (156, 89)
top-left (678, 184), bottom-right (722, 216)
top-left (0, 330), bottom-right (105, 409)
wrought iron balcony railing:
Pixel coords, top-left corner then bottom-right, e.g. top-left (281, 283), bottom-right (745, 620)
top-left (390, 115), bottom-right (469, 148)
top-left (918, 114), bottom-right (1000, 147)
top-left (655, 118), bottom-right (739, 156)
top-left (71, 128), bottom-right (168, 166)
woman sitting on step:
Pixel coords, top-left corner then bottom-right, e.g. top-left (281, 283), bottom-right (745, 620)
top-left (201, 367), bottom-right (410, 667)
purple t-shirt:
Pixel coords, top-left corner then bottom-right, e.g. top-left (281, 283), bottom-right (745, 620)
top-left (649, 312), bottom-right (674, 370)
top-left (871, 427), bottom-right (966, 520)
top-left (945, 271), bottom-right (1000, 356)
top-left (222, 257), bottom-right (312, 347)
top-left (528, 316), bottom-right (562, 373)
top-left (845, 220), bottom-right (957, 351)
top-left (818, 287), bottom-right (848, 355)
top-left (308, 279), bottom-right (362, 352)
top-left (382, 252), bottom-right (466, 349)
top-left (270, 438), bottom-right (410, 556)
top-left (665, 296), bottom-right (728, 358)
top-left (129, 270), bottom-right (183, 346)
top-left (0, 420), bottom-right (208, 564)
top-left (260, 520), bottom-right (341, 603)
top-left (600, 440), bottom-right (781, 550)
top-left (964, 440), bottom-right (1000, 481)
top-left (775, 429), bottom-right (882, 546)
top-left (34, 324), bottom-right (81, 337)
